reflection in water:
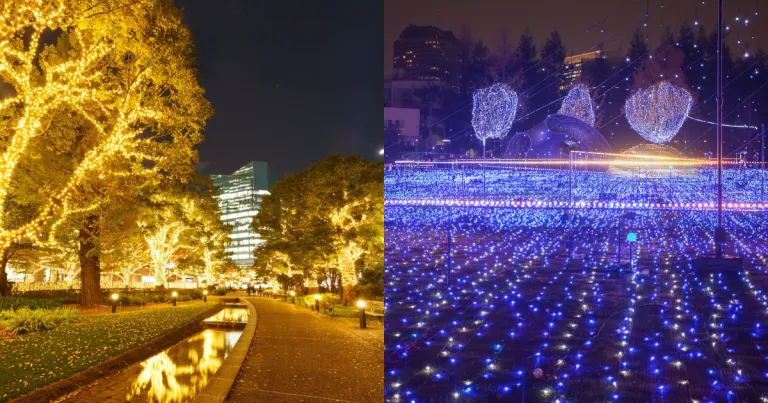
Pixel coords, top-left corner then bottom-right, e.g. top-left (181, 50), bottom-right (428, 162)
top-left (126, 328), bottom-right (242, 402)
top-left (203, 307), bottom-right (249, 323)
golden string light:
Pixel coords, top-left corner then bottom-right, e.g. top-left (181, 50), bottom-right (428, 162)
top-left (0, 1), bottom-right (171, 251)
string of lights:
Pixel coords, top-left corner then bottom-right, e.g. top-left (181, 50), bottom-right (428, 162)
top-left (558, 84), bottom-right (596, 127)
top-left (471, 83), bottom-right (518, 156)
top-left (625, 81), bottom-right (693, 144)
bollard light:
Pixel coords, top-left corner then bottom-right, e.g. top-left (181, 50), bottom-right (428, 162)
top-left (172, 291), bottom-right (178, 306)
top-left (357, 300), bottom-right (367, 329)
top-left (289, 290), bottom-right (296, 304)
top-left (314, 294), bottom-right (321, 312)
top-left (111, 293), bottom-right (119, 313)
top-left (203, 290), bottom-right (208, 303)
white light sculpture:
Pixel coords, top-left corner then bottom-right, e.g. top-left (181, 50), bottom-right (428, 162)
top-left (558, 84), bottom-right (595, 126)
top-left (472, 83), bottom-right (518, 157)
top-left (625, 81), bottom-right (692, 144)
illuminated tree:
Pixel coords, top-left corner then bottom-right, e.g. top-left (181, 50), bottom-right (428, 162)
top-left (39, 233), bottom-right (81, 282)
top-left (0, 0), bottom-right (211, 305)
top-left (625, 81), bottom-right (692, 144)
top-left (101, 234), bottom-right (149, 283)
top-left (253, 155), bottom-right (383, 300)
top-left (558, 84), bottom-right (595, 126)
top-left (139, 207), bottom-right (193, 287)
top-left (472, 83), bottom-right (518, 157)
top-left (180, 179), bottom-right (230, 287)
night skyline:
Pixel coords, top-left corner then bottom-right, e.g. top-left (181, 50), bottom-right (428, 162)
top-left (385, 0), bottom-right (767, 77)
top-left (177, 0), bottom-right (383, 184)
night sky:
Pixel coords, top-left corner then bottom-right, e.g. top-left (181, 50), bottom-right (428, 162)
top-left (385, 0), bottom-right (768, 77)
top-left (175, 0), bottom-right (383, 184)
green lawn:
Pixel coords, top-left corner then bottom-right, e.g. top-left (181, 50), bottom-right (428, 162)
top-left (324, 304), bottom-right (359, 318)
top-left (0, 302), bottom-right (217, 400)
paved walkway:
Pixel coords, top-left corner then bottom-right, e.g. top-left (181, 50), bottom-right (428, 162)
top-left (227, 297), bottom-right (384, 403)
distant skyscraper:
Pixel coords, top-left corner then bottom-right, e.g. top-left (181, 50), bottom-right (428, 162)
top-left (561, 50), bottom-right (606, 92)
top-left (211, 161), bottom-right (270, 267)
top-left (392, 25), bottom-right (460, 82)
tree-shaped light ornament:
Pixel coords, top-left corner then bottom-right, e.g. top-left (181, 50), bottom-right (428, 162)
top-left (625, 81), bottom-right (692, 144)
top-left (472, 83), bottom-right (518, 158)
top-left (558, 84), bottom-right (595, 126)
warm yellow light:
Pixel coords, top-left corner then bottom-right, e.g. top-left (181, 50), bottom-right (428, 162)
top-left (203, 290), bottom-right (208, 295)
top-left (289, 291), bottom-right (296, 296)
top-left (172, 291), bottom-right (178, 297)
top-left (314, 294), bottom-right (321, 300)
top-left (111, 293), bottom-right (119, 301)
top-left (356, 300), bottom-right (367, 309)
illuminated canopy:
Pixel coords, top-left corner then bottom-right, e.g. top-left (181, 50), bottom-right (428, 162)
top-left (558, 84), bottom-right (595, 126)
top-left (625, 81), bottom-right (692, 144)
top-left (472, 83), bottom-right (518, 144)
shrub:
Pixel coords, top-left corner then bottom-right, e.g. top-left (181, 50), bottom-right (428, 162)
top-left (186, 289), bottom-right (203, 300)
top-left (0, 297), bottom-right (63, 311)
top-left (213, 287), bottom-right (227, 296)
top-left (0, 307), bottom-right (78, 335)
top-left (318, 293), bottom-right (342, 305)
top-left (10, 290), bottom-right (80, 304)
top-left (356, 284), bottom-right (384, 300)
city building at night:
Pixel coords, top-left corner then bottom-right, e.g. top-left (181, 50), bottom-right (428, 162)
top-left (384, 106), bottom-right (420, 147)
top-left (392, 25), bottom-right (460, 82)
top-left (211, 161), bottom-right (270, 267)
top-left (560, 49), bottom-right (606, 92)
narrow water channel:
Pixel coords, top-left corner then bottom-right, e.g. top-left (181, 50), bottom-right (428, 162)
top-left (59, 307), bottom-right (248, 403)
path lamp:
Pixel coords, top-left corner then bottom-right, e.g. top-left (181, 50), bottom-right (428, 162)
top-left (172, 291), bottom-right (178, 306)
top-left (203, 290), bottom-right (208, 303)
top-left (357, 300), bottom-right (367, 329)
top-left (289, 290), bottom-right (296, 304)
top-left (626, 232), bottom-right (637, 271)
top-left (111, 293), bottom-right (119, 313)
top-left (314, 294), bottom-right (321, 312)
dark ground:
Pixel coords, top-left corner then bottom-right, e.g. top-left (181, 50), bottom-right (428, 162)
top-left (227, 297), bottom-right (384, 403)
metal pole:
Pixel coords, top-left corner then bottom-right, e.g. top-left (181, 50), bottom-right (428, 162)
top-left (716, 0), bottom-right (724, 259)
top-left (359, 306), bottom-right (367, 329)
top-left (569, 152), bottom-right (573, 209)
top-left (447, 230), bottom-right (452, 288)
top-left (617, 218), bottom-right (622, 265)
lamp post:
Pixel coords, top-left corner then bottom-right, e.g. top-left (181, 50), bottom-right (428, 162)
top-left (626, 232), bottom-right (637, 271)
top-left (715, 0), bottom-right (724, 259)
top-left (357, 300), bottom-right (367, 329)
top-left (314, 294), bottom-right (321, 312)
top-left (203, 290), bottom-right (208, 303)
top-left (172, 291), bottom-right (178, 306)
top-left (111, 293), bottom-right (119, 314)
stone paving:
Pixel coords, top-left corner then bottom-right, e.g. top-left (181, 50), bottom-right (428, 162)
top-left (227, 297), bottom-right (384, 403)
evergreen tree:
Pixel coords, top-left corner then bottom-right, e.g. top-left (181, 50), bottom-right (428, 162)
top-left (513, 28), bottom-right (539, 124)
top-left (627, 28), bottom-right (650, 89)
top-left (540, 31), bottom-right (566, 113)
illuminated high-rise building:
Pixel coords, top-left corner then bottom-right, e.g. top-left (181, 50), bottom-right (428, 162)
top-left (392, 25), bottom-right (460, 82)
top-left (561, 50), bottom-right (606, 92)
top-left (211, 161), bottom-right (270, 267)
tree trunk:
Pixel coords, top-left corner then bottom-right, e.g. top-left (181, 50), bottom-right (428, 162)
top-left (79, 215), bottom-right (101, 307)
top-left (0, 247), bottom-right (9, 296)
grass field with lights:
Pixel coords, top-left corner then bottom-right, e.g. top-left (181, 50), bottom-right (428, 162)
top-left (0, 302), bottom-right (217, 401)
top-left (384, 164), bottom-right (768, 402)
